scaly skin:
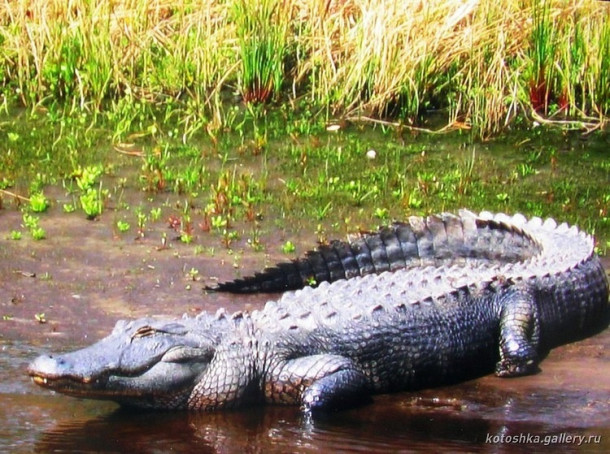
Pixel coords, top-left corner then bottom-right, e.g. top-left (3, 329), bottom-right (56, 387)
top-left (28, 210), bottom-right (610, 412)
top-left (207, 212), bottom-right (541, 293)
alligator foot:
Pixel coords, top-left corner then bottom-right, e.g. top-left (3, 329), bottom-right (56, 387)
top-left (495, 357), bottom-right (539, 377)
top-left (302, 367), bottom-right (371, 412)
top-left (266, 354), bottom-right (370, 412)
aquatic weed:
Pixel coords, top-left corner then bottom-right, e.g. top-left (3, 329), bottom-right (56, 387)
top-left (281, 240), bottom-right (296, 254)
top-left (22, 213), bottom-right (46, 240)
top-left (1, 0), bottom-right (608, 135)
top-left (116, 220), bottom-right (130, 233)
top-left (80, 186), bottom-right (103, 219)
top-left (29, 192), bottom-right (49, 213)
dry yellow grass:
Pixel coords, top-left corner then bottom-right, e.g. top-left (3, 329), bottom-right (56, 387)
top-left (0, 0), bottom-right (608, 136)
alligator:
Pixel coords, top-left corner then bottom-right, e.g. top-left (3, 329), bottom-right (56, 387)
top-left (28, 210), bottom-right (609, 412)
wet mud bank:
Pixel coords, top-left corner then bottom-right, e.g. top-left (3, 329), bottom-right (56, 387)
top-left (1, 208), bottom-right (609, 453)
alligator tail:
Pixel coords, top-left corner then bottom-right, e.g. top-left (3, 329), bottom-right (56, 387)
top-left (208, 211), bottom-right (529, 293)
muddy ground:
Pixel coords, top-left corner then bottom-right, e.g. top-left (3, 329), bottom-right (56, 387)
top-left (1, 207), bottom-right (609, 453)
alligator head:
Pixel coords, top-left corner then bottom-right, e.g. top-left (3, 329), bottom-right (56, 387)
top-left (28, 313), bottom-right (229, 409)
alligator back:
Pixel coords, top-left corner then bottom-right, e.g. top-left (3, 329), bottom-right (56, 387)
top-left (209, 211), bottom-right (544, 293)
top-left (252, 211), bottom-right (609, 344)
top-left (242, 211), bottom-right (609, 403)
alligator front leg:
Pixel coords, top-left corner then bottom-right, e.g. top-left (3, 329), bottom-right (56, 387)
top-left (265, 354), bottom-right (370, 412)
top-left (188, 339), bottom-right (257, 411)
top-left (495, 287), bottom-right (541, 377)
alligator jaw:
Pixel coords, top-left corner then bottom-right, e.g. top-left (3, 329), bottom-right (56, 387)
top-left (28, 364), bottom-right (174, 401)
top-left (29, 374), bottom-right (165, 403)
top-left (27, 355), bottom-right (114, 398)
top-left (28, 348), bottom-right (212, 406)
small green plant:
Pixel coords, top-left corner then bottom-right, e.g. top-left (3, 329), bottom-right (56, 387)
top-left (75, 165), bottom-right (104, 191)
top-left (29, 192), bottom-right (49, 212)
top-left (313, 201), bottom-right (333, 220)
top-left (496, 192), bottom-right (509, 203)
top-left (63, 203), bottom-right (76, 213)
top-left (187, 268), bottom-right (200, 281)
top-left (180, 215), bottom-right (194, 244)
top-left (31, 227), bottom-right (46, 240)
top-left (72, 165), bottom-right (105, 219)
top-left (116, 220), bottom-right (130, 232)
top-left (222, 230), bottom-right (239, 247)
top-left (247, 228), bottom-right (264, 252)
top-left (137, 211), bottom-right (147, 231)
top-left (408, 191), bottom-right (423, 209)
top-left (22, 213), bottom-right (46, 239)
top-left (517, 163), bottom-right (537, 178)
top-left (9, 230), bottom-right (22, 240)
top-left (80, 187), bottom-right (103, 219)
top-left (23, 213), bottom-right (39, 230)
top-left (211, 215), bottom-right (228, 230)
top-left (374, 207), bottom-right (389, 220)
top-left (306, 276), bottom-right (317, 287)
top-left (282, 240), bottom-right (296, 254)
top-left (150, 207), bottom-right (162, 222)
top-left (0, 177), bottom-right (14, 190)
top-left (140, 148), bottom-right (170, 192)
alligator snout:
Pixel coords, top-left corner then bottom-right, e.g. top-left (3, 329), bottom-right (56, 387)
top-left (28, 353), bottom-right (94, 385)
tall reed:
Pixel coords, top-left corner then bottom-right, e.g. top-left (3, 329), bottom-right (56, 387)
top-left (231, 0), bottom-right (292, 104)
top-left (528, 0), bottom-right (555, 114)
top-left (594, 20), bottom-right (610, 116)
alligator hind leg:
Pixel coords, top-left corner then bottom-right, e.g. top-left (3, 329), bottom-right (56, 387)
top-left (495, 287), bottom-right (541, 377)
top-left (266, 354), bottom-right (370, 412)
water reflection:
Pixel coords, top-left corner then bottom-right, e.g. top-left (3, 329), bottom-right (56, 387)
top-left (30, 384), bottom-right (610, 453)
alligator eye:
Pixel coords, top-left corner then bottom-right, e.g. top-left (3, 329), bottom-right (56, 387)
top-left (132, 325), bottom-right (156, 339)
